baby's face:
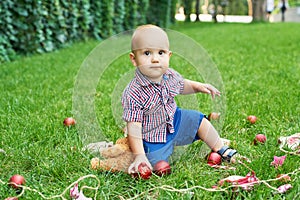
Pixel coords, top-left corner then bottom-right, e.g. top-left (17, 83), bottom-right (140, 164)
top-left (130, 48), bottom-right (172, 83)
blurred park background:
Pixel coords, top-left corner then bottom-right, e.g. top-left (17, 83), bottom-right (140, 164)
top-left (1, 0), bottom-right (300, 63)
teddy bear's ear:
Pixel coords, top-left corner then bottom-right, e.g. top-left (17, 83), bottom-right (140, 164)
top-left (116, 137), bottom-right (129, 145)
top-left (90, 136), bottom-right (134, 173)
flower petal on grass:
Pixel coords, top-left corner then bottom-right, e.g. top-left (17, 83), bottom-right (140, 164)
top-left (278, 133), bottom-right (300, 150)
top-left (70, 183), bottom-right (92, 200)
top-left (277, 184), bottom-right (292, 193)
top-left (270, 155), bottom-right (286, 168)
top-left (70, 183), bottom-right (80, 199)
top-left (77, 191), bottom-right (92, 200)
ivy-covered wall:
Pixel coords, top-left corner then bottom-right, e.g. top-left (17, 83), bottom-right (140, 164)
top-left (0, 0), bottom-right (178, 63)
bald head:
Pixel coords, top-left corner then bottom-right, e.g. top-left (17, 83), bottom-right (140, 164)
top-left (131, 24), bottom-right (169, 51)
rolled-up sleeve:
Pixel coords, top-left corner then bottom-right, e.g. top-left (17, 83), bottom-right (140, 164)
top-left (122, 89), bottom-right (143, 122)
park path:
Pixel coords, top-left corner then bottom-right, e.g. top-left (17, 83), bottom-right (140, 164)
top-left (272, 7), bottom-right (300, 22)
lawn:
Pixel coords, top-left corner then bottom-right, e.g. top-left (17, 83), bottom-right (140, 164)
top-left (0, 22), bottom-right (299, 199)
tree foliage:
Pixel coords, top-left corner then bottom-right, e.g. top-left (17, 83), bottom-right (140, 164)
top-left (0, 0), bottom-right (177, 63)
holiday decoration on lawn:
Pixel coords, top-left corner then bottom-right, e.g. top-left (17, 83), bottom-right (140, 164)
top-left (207, 152), bottom-right (222, 166)
top-left (131, 162), bottom-right (152, 179)
top-left (217, 171), bottom-right (259, 191)
top-left (271, 155), bottom-right (286, 168)
top-left (247, 115), bottom-right (257, 124)
top-left (63, 117), bottom-right (76, 126)
top-left (0, 163), bottom-right (299, 199)
top-left (70, 183), bottom-right (92, 200)
top-left (254, 134), bottom-right (267, 145)
top-left (278, 133), bottom-right (300, 151)
top-left (277, 184), bottom-right (292, 193)
top-left (154, 160), bottom-right (171, 176)
top-left (8, 174), bottom-right (25, 189)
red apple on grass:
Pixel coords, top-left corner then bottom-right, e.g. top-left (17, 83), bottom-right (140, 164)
top-left (247, 115), bottom-right (257, 124)
top-left (154, 160), bottom-right (171, 176)
top-left (207, 152), bottom-right (222, 166)
top-left (63, 117), bottom-right (76, 127)
top-left (254, 134), bottom-right (267, 145)
top-left (131, 162), bottom-right (152, 179)
top-left (8, 174), bottom-right (25, 189)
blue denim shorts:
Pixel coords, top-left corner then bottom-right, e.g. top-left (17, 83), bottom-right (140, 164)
top-left (143, 107), bottom-right (204, 166)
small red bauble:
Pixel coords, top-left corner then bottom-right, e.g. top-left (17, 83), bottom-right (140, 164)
top-left (9, 174), bottom-right (25, 189)
top-left (247, 115), bottom-right (257, 124)
top-left (132, 162), bottom-right (152, 179)
top-left (63, 117), bottom-right (76, 126)
top-left (154, 160), bottom-right (171, 176)
top-left (207, 152), bottom-right (222, 166)
top-left (254, 134), bottom-right (267, 145)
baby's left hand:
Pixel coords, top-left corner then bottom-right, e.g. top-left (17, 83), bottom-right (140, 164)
top-left (199, 83), bottom-right (221, 99)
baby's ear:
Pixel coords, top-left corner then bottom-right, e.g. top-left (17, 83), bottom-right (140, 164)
top-left (129, 52), bottom-right (137, 66)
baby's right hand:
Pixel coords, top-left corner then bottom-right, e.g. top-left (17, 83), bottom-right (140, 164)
top-left (128, 154), bottom-right (153, 174)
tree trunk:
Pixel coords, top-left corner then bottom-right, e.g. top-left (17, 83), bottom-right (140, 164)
top-left (252, 0), bottom-right (264, 21)
top-left (195, 0), bottom-right (200, 21)
top-left (183, 0), bottom-right (193, 22)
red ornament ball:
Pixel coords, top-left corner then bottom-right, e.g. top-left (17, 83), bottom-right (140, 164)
top-left (154, 160), bottom-right (171, 176)
top-left (207, 152), bottom-right (222, 166)
top-left (132, 162), bottom-right (152, 179)
top-left (254, 134), bottom-right (267, 145)
top-left (63, 117), bottom-right (76, 127)
top-left (247, 115), bottom-right (257, 124)
top-left (8, 174), bottom-right (25, 189)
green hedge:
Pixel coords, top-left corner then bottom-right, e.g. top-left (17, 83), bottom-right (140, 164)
top-left (0, 0), bottom-right (177, 63)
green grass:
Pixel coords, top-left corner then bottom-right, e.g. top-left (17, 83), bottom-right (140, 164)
top-left (1, 22), bottom-right (300, 199)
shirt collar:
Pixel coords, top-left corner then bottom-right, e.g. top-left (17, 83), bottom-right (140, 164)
top-left (135, 68), bottom-right (171, 87)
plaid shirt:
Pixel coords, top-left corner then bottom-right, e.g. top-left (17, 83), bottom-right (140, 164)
top-left (122, 68), bottom-right (184, 143)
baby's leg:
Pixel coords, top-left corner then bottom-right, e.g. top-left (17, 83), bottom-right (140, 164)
top-left (197, 118), bottom-right (244, 163)
top-left (197, 117), bottom-right (223, 152)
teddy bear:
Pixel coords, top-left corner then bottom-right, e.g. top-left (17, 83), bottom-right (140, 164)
top-left (90, 136), bottom-right (134, 173)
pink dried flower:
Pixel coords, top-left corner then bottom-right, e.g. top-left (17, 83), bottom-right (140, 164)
top-left (270, 155), bottom-right (286, 168)
top-left (277, 184), bottom-right (292, 193)
top-left (278, 133), bottom-right (300, 150)
top-left (70, 183), bottom-right (92, 200)
top-left (287, 137), bottom-right (297, 145)
top-left (70, 183), bottom-right (80, 199)
top-left (76, 191), bottom-right (92, 200)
